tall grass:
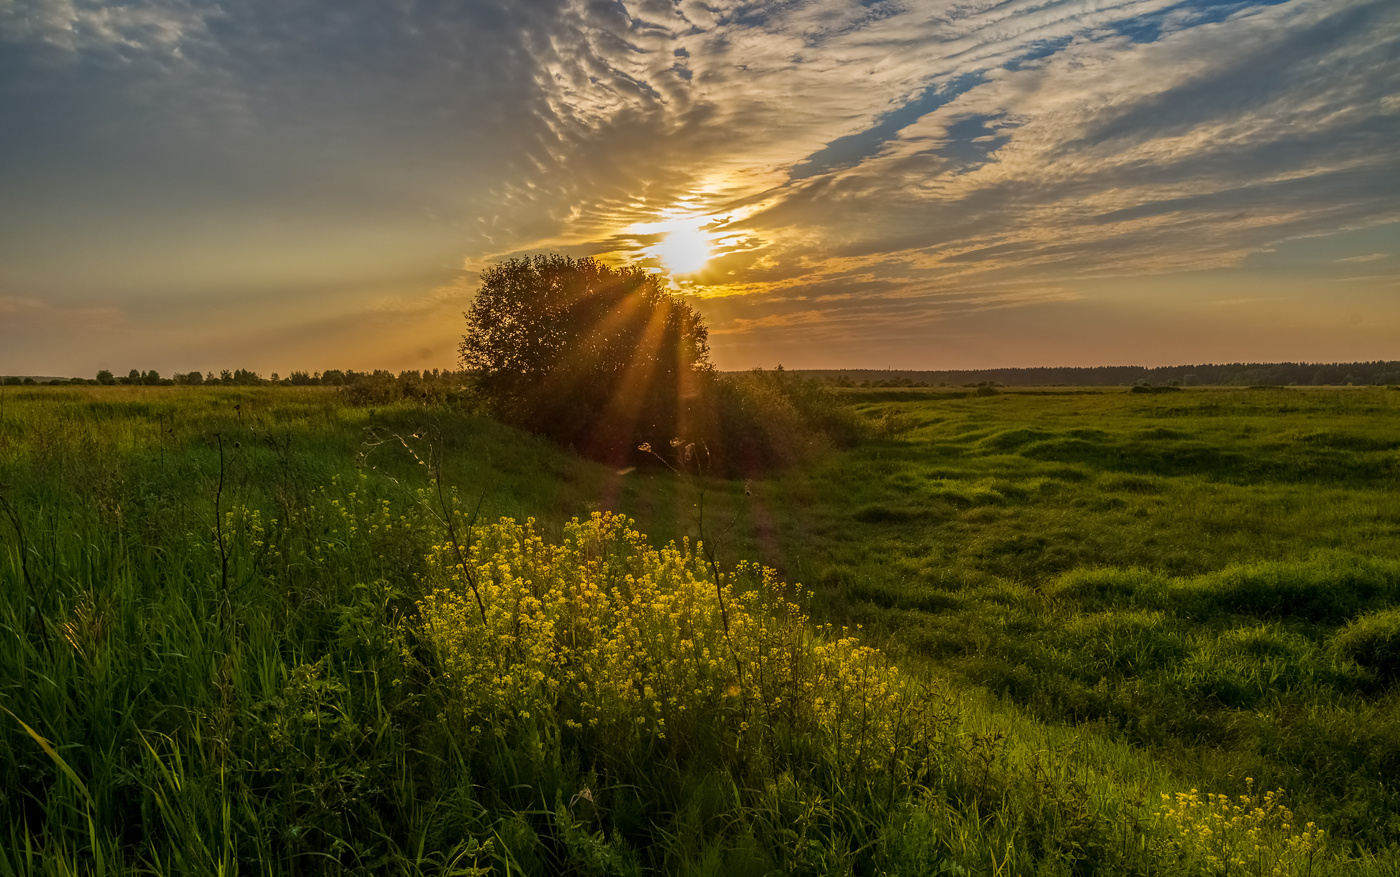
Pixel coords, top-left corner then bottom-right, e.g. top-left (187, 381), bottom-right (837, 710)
top-left (2, 385), bottom-right (1398, 873)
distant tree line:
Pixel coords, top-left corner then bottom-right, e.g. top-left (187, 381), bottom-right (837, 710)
top-left (6, 360), bottom-right (1396, 393)
top-left (805, 361), bottom-right (1400, 388)
top-left (3, 368), bottom-right (472, 401)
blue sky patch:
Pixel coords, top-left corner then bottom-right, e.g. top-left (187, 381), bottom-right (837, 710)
top-left (790, 73), bottom-right (985, 180)
top-left (937, 114), bottom-right (1012, 170)
top-left (1005, 35), bottom-right (1077, 71)
top-left (1106, 0), bottom-right (1297, 44)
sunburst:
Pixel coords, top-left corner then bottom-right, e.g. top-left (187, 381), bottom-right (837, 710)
top-left (656, 222), bottom-right (713, 275)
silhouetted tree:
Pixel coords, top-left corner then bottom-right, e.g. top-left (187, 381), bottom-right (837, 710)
top-left (461, 254), bottom-right (713, 463)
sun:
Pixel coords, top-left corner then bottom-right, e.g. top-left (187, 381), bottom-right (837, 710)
top-left (656, 224), bottom-right (713, 275)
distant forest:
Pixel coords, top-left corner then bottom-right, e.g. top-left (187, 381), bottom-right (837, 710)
top-left (798, 361), bottom-right (1400, 388)
top-left (0, 369), bottom-right (473, 405)
top-left (0, 368), bottom-right (466, 390)
top-left (4, 361), bottom-right (1399, 390)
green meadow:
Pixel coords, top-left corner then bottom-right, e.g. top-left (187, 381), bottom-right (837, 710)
top-left (2, 383), bottom-right (1398, 874)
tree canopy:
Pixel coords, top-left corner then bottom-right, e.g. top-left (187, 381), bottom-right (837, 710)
top-left (460, 255), bottom-right (714, 463)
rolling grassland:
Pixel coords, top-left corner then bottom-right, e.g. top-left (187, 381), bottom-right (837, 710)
top-left (1, 384), bottom-right (1397, 875)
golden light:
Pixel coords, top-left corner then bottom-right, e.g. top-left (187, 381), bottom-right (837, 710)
top-left (656, 223), bottom-right (713, 275)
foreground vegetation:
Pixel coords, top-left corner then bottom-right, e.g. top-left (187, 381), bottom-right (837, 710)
top-left (1, 384), bottom-right (1397, 874)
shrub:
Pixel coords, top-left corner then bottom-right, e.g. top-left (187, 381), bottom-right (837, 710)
top-left (708, 370), bottom-right (815, 471)
top-left (708, 368), bottom-right (866, 473)
top-left (1331, 607), bottom-right (1400, 683)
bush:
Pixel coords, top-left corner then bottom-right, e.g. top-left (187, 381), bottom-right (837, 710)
top-left (1332, 607), bottom-right (1400, 682)
top-left (706, 368), bottom-right (866, 473)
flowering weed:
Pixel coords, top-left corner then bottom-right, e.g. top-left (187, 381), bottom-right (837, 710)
top-left (1157, 779), bottom-right (1325, 876)
top-left (418, 510), bottom-right (951, 786)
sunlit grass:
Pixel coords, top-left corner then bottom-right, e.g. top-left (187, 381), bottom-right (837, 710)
top-left (746, 385), bottom-right (1400, 850)
top-left (3, 384), bottom-right (1400, 873)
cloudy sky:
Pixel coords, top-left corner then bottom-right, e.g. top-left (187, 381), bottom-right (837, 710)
top-left (2, 0), bottom-right (1397, 376)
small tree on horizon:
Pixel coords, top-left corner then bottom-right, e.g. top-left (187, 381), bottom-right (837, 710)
top-left (460, 254), bottom-right (713, 463)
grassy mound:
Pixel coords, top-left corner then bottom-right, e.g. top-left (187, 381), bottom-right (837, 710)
top-left (1332, 607), bottom-right (1400, 683)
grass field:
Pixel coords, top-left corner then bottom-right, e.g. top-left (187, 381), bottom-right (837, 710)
top-left (756, 387), bottom-right (1400, 846)
top-left (1, 384), bottom-right (1397, 874)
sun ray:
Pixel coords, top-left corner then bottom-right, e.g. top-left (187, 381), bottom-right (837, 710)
top-left (586, 292), bottom-right (673, 458)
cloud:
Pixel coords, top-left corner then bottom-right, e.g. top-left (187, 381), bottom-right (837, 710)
top-left (1208, 296), bottom-right (1294, 307)
top-left (688, 0), bottom-right (1395, 312)
top-left (0, 294), bottom-right (120, 322)
top-left (1337, 272), bottom-right (1400, 285)
top-left (408, 0), bottom-right (1395, 337)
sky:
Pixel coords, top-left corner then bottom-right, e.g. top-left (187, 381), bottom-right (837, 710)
top-left (1, 0), bottom-right (1397, 376)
